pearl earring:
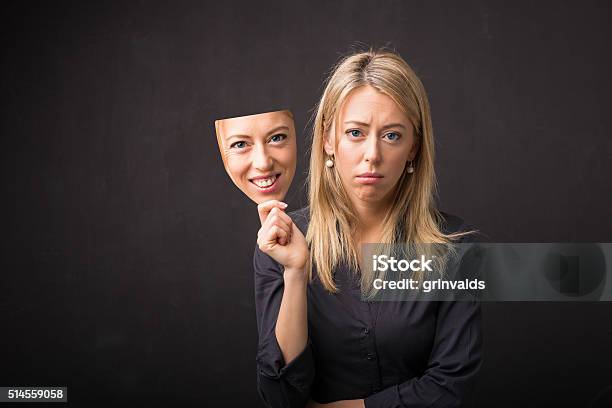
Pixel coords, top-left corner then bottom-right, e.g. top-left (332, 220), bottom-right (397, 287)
top-left (407, 161), bottom-right (414, 174)
top-left (325, 157), bottom-right (334, 168)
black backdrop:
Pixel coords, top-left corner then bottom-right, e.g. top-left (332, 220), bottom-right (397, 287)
top-left (2, 1), bottom-right (611, 407)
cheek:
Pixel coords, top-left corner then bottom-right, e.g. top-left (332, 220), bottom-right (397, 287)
top-left (336, 141), bottom-right (364, 182)
top-left (226, 155), bottom-right (252, 181)
top-left (336, 139), bottom-right (361, 167)
top-left (334, 145), bottom-right (352, 180)
top-left (270, 148), bottom-right (295, 171)
top-left (390, 147), bottom-right (410, 163)
top-left (385, 150), bottom-right (409, 175)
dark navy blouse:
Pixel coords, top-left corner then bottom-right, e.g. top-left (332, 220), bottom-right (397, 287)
top-left (254, 207), bottom-right (482, 408)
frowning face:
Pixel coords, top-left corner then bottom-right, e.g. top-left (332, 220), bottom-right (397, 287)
top-left (324, 86), bottom-right (418, 208)
top-left (215, 110), bottom-right (297, 204)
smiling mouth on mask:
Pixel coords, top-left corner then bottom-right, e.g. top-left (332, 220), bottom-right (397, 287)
top-left (250, 173), bottom-right (281, 189)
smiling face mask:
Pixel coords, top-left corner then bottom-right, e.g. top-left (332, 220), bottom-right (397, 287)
top-left (215, 110), bottom-right (297, 204)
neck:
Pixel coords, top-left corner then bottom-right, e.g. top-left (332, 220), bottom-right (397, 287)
top-left (351, 198), bottom-right (390, 243)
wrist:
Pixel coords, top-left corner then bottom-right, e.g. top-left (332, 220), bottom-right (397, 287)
top-left (283, 266), bottom-right (308, 283)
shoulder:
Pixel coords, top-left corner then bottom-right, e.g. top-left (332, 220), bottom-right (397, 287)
top-left (438, 211), bottom-right (480, 242)
top-left (286, 207), bottom-right (476, 238)
top-left (287, 206), bottom-right (310, 235)
top-left (438, 211), bottom-right (465, 235)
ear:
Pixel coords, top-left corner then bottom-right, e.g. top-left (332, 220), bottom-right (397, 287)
top-left (408, 137), bottom-right (420, 161)
top-left (323, 127), bottom-right (335, 156)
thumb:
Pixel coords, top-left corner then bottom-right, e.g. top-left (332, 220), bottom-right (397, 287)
top-left (257, 199), bottom-right (288, 225)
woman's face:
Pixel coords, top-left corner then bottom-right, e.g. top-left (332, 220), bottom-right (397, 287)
top-left (325, 85), bottom-right (418, 208)
top-left (215, 110), bottom-right (297, 204)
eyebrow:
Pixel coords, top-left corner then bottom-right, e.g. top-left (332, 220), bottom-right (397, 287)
top-left (343, 120), bottom-right (408, 130)
top-left (224, 124), bottom-right (291, 142)
top-left (266, 125), bottom-right (290, 136)
top-left (225, 134), bottom-right (253, 142)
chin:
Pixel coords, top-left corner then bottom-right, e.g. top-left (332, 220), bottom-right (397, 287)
top-left (251, 191), bottom-right (285, 205)
top-left (357, 189), bottom-right (393, 204)
top-left (355, 193), bottom-right (382, 203)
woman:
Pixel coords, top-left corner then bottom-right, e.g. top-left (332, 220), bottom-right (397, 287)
top-left (254, 49), bottom-right (482, 408)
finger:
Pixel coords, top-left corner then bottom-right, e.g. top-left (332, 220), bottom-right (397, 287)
top-left (257, 221), bottom-right (290, 246)
top-left (263, 224), bottom-right (290, 248)
top-left (263, 207), bottom-right (292, 230)
top-left (262, 207), bottom-right (295, 245)
top-left (266, 215), bottom-right (292, 242)
top-left (272, 206), bottom-right (293, 227)
top-left (257, 200), bottom-right (288, 225)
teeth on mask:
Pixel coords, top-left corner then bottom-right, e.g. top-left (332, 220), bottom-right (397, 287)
top-left (253, 175), bottom-right (277, 188)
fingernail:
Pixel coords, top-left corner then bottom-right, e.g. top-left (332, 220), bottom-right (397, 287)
top-left (280, 202), bottom-right (288, 208)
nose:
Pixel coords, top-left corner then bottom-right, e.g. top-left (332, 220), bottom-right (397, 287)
top-left (363, 133), bottom-right (381, 164)
top-left (252, 143), bottom-right (273, 171)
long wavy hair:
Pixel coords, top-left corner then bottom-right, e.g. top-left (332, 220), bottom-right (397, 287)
top-left (306, 49), bottom-right (471, 294)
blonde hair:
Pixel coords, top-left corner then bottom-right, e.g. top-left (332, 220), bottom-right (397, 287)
top-left (306, 49), bottom-right (471, 294)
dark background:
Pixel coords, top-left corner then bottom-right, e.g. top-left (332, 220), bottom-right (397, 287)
top-left (2, 1), bottom-right (611, 407)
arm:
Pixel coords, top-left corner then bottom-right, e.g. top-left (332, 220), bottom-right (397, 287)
top-left (254, 206), bottom-right (314, 407)
top-left (364, 300), bottom-right (483, 408)
top-left (276, 267), bottom-right (309, 366)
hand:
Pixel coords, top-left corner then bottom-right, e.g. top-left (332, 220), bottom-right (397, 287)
top-left (257, 200), bottom-right (292, 246)
top-left (257, 199), bottom-right (288, 226)
top-left (257, 204), bottom-right (309, 272)
top-left (306, 399), bottom-right (365, 408)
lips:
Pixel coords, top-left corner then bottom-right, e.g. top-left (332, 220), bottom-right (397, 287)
top-left (249, 173), bottom-right (281, 191)
top-left (356, 171), bottom-right (383, 185)
top-left (357, 172), bottom-right (383, 178)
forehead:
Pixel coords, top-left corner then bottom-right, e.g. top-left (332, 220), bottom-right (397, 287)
top-left (339, 86), bottom-right (407, 123)
top-left (217, 111), bottom-right (294, 139)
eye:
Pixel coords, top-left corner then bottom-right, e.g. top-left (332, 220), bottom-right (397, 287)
top-left (383, 132), bottom-right (401, 141)
top-left (347, 129), bottom-right (363, 138)
top-left (269, 134), bottom-right (287, 143)
top-left (230, 141), bottom-right (248, 149)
